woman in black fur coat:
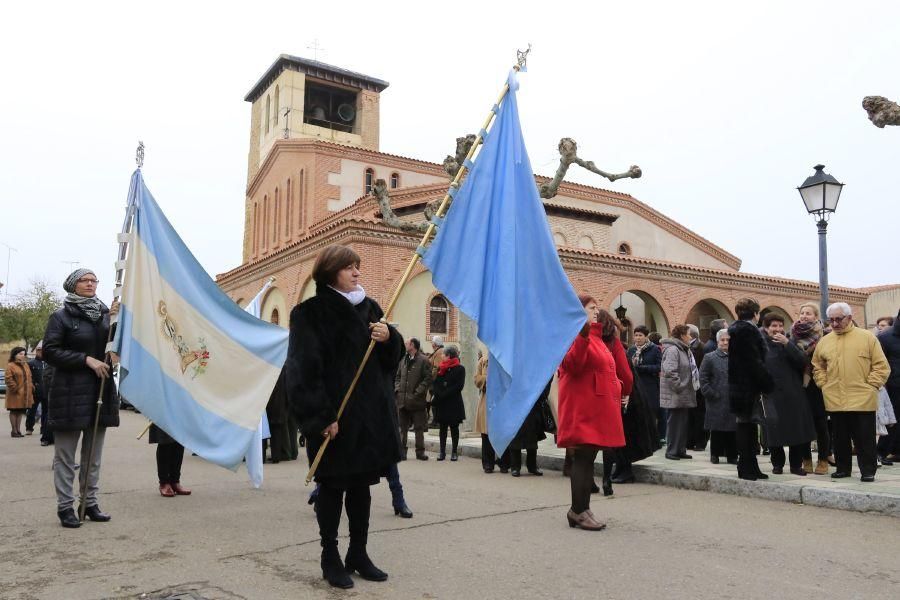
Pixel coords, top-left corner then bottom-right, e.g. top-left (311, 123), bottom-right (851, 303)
top-left (286, 245), bottom-right (403, 590)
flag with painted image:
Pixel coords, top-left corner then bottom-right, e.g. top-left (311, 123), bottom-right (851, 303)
top-left (112, 170), bottom-right (289, 469)
top-left (421, 70), bottom-right (585, 456)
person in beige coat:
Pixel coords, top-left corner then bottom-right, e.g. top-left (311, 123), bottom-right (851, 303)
top-left (812, 302), bottom-right (891, 482)
top-left (6, 347), bottom-right (34, 437)
top-left (426, 336), bottom-right (445, 426)
top-left (473, 353), bottom-right (509, 473)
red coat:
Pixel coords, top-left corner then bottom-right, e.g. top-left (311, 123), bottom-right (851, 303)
top-left (605, 338), bottom-right (633, 398)
top-left (556, 323), bottom-right (625, 449)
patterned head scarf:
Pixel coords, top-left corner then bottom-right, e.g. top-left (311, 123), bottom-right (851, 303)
top-left (64, 268), bottom-right (96, 293)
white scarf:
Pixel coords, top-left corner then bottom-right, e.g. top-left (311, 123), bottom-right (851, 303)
top-left (330, 284), bottom-right (366, 306)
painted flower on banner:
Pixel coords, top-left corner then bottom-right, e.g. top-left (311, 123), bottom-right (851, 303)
top-left (157, 301), bottom-right (212, 378)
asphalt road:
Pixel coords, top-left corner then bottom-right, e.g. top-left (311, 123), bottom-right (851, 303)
top-left (2, 411), bottom-right (898, 600)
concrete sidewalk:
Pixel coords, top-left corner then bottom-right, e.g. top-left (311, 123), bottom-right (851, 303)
top-left (413, 431), bottom-right (900, 517)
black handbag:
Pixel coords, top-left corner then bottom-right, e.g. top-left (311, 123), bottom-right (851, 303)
top-left (539, 398), bottom-right (557, 434)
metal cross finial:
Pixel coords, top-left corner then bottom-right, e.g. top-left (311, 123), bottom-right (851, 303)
top-left (307, 39), bottom-right (325, 62)
top-left (282, 107), bottom-right (291, 139)
top-left (136, 141), bottom-right (145, 169)
top-left (516, 44), bottom-right (532, 70)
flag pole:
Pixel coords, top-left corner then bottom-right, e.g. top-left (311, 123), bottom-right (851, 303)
top-left (78, 142), bottom-right (142, 521)
top-left (305, 47), bottom-right (531, 484)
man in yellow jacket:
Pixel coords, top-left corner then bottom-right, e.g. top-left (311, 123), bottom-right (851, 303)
top-left (812, 302), bottom-right (891, 482)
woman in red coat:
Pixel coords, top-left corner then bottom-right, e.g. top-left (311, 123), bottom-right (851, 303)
top-left (557, 296), bottom-right (625, 531)
top-left (596, 310), bottom-right (633, 497)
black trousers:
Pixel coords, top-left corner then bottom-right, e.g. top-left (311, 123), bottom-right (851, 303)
top-left (570, 447), bottom-right (598, 514)
top-left (315, 484), bottom-right (371, 553)
top-left (481, 434), bottom-right (510, 470)
top-left (687, 395), bottom-right (708, 450)
top-left (832, 411), bottom-right (877, 477)
top-left (709, 430), bottom-right (737, 460)
top-left (25, 394), bottom-right (52, 442)
top-left (769, 444), bottom-right (805, 471)
top-left (803, 413), bottom-right (831, 461)
top-left (438, 424), bottom-right (459, 454)
top-left (509, 447), bottom-right (538, 473)
top-left (156, 442), bottom-right (185, 484)
top-left (736, 422), bottom-right (762, 477)
top-left (877, 385), bottom-right (900, 457)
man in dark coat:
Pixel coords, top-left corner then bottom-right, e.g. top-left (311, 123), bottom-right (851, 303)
top-left (703, 319), bottom-right (728, 355)
top-left (42, 268), bottom-right (119, 528)
top-left (25, 341), bottom-right (53, 445)
top-left (877, 311), bottom-right (900, 462)
top-left (728, 298), bottom-right (774, 481)
top-left (627, 325), bottom-right (664, 441)
top-left (686, 324), bottom-right (708, 451)
top-left (394, 337), bottom-right (432, 461)
top-left (760, 313), bottom-right (816, 475)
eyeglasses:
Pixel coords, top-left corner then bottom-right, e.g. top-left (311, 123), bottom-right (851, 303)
top-left (828, 316), bottom-right (848, 324)
top-left (77, 278), bottom-right (99, 285)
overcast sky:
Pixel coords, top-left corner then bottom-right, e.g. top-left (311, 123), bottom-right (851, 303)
top-left (1, 1), bottom-right (898, 302)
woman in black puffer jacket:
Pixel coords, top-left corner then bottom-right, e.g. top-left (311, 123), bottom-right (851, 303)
top-left (42, 268), bottom-right (119, 528)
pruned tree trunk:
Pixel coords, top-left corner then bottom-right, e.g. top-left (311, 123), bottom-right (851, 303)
top-left (862, 96), bottom-right (900, 128)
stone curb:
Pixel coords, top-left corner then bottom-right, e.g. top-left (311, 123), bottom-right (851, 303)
top-left (411, 433), bottom-right (900, 517)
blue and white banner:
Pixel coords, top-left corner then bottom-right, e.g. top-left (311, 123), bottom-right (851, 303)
top-left (244, 278), bottom-right (277, 488)
top-left (113, 170), bottom-right (288, 469)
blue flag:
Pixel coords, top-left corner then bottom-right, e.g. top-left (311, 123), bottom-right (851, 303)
top-left (113, 171), bottom-right (288, 469)
top-left (422, 71), bottom-right (585, 455)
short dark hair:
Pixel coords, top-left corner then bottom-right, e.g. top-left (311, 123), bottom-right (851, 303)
top-left (670, 324), bottom-right (690, 339)
top-left (762, 313), bottom-right (785, 327)
top-left (735, 298), bottom-right (761, 321)
top-left (409, 337), bottom-right (421, 351)
top-left (877, 316), bottom-right (894, 327)
top-left (8, 346), bottom-right (26, 363)
top-left (443, 346), bottom-right (459, 359)
top-left (634, 325), bottom-right (650, 336)
top-left (709, 319), bottom-right (727, 334)
top-left (312, 245), bottom-right (361, 288)
top-left (648, 332), bottom-right (662, 344)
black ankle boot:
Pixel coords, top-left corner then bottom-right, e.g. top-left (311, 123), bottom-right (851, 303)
top-left (57, 508), bottom-right (81, 528)
top-left (80, 505), bottom-right (111, 522)
top-left (321, 546), bottom-right (353, 589)
top-left (345, 548), bottom-right (388, 581)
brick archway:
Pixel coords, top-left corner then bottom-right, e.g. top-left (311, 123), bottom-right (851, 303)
top-left (600, 282), bottom-right (671, 336)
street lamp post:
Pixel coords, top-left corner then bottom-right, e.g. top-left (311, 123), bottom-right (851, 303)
top-left (797, 164), bottom-right (844, 320)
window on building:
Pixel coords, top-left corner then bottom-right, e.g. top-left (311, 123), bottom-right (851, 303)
top-left (265, 95), bottom-right (271, 134)
top-left (553, 231), bottom-right (567, 247)
top-left (303, 81), bottom-right (358, 134)
top-left (262, 195), bottom-right (268, 248)
top-left (364, 168), bottom-right (375, 195)
top-left (617, 242), bottom-right (632, 255)
top-left (270, 308), bottom-right (280, 326)
top-left (273, 189), bottom-right (280, 245)
top-left (578, 235), bottom-right (594, 250)
top-left (252, 202), bottom-right (258, 251)
top-left (285, 179), bottom-right (292, 237)
top-left (430, 295), bottom-right (449, 334)
top-left (390, 172), bottom-right (400, 189)
top-left (274, 86), bottom-right (280, 126)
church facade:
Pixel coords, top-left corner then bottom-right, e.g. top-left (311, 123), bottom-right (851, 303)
top-left (216, 55), bottom-right (869, 419)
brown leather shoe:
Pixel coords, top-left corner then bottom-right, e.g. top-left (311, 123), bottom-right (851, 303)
top-left (566, 509), bottom-right (606, 531)
top-left (802, 458), bottom-right (813, 473)
top-left (159, 483), bottom-right (176, 497)
top-left (171, 483), bottom-right (192, 495)
top-left (813, 459), bottom-right (830, 475)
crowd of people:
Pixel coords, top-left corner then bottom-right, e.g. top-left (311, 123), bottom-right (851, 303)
top-left (5, 249), bottom-right (899, 591)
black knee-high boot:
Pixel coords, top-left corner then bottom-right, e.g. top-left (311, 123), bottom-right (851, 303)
top-left (601, 450), bottom-right (615, 496)
top-left (438, 425), bottom-right (447, 460)
top-left (316, 486), bottom-right (353, 589)
top-left (344, 485), bottom-right (387, 582)
top-left (526, 448), bottom-right (542, 475)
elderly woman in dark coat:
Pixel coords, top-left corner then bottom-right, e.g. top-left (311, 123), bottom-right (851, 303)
top-left (286, 245), bottom-right (403, 589)
top-left (699, 329), bottom-right (737, 464)
top-left (508, 379), bottom-right (549, 477)
top-left (628, 325), bottom-right (664, 442)
top-left (42, 268), bottom-right (119, 528)
top-left (431, 346), bottom-right (466, 461)
top-left (761, 313), bottom-right (816, 475)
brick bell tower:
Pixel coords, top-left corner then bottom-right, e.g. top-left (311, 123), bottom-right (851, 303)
top-left (243, 54), bottom-right (389, 185)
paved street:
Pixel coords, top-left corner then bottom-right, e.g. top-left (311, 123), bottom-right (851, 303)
top-left (2, 411), bottom-right (899, 600)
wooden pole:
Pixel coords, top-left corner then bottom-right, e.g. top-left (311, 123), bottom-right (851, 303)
top-left (304, 56), bottom-right (527, 484)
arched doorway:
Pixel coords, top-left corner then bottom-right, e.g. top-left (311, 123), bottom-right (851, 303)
top-left (760, 305), bottom-right (793, 328)
top-left (608, 291), bottom-right (670, 346)
top-left (685, 299), bottom-right (734, 343)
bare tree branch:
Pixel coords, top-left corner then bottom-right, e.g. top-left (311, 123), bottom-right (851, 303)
top-left (372, 179), bottom-right (429, 233)
top-left (374, 136), bottom-right (641, 233)
top-left (862, 95), bottom-right (900, 128)
top-left (539, 138), bottom-right (641, 199)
